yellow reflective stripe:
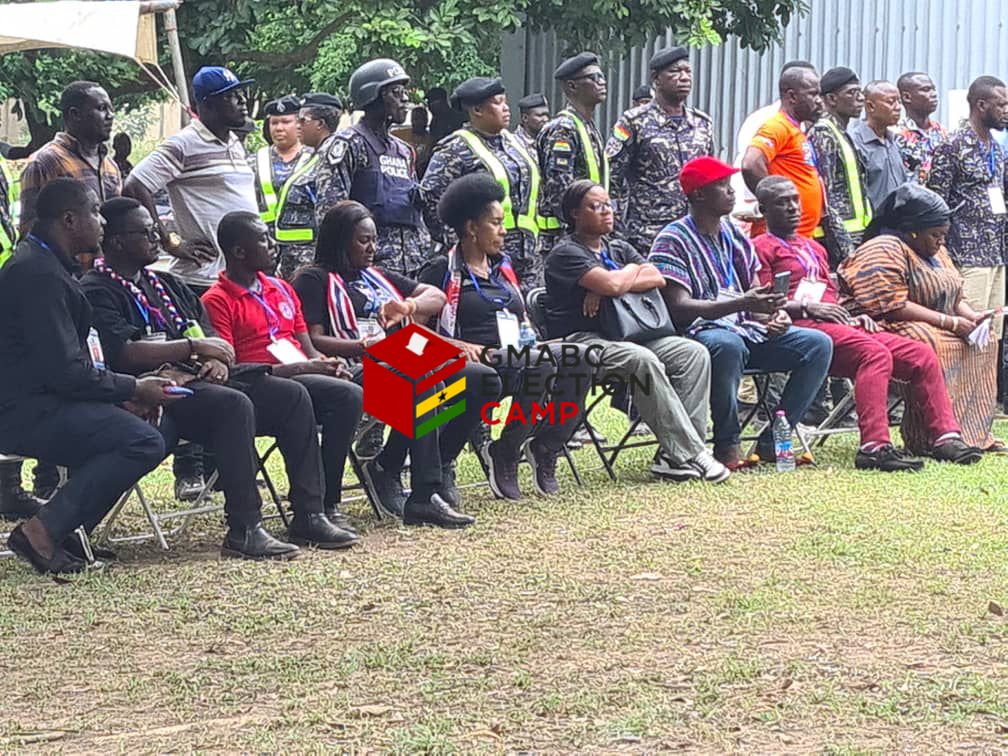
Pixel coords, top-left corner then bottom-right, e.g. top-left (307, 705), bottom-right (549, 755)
top-left (821, 118), bottom-right (873, 232)
top-left (540, 109), bottom-right (609, 230)
top-left (0, 157), bottom-right (17, 237)
top-left (454, 129), bottom-right (541, 237)
top-left (257, 147), bottom-right (278, 223)
top-left (415, 376), bottom-right (467, 418)
top-left (274, 153), bottom-right (319, 243)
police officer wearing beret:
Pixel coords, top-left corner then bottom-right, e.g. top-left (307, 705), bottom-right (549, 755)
top-left (421, 77), bottom-right (543, 289)
top-left (313, 59), bottom-right (432, 277)
top-left (513, 93), bottom-right (550, 159)
top-left (537, 52), bottom-right (609, 260)
top-left (606, 46), bottom-right (715, 256)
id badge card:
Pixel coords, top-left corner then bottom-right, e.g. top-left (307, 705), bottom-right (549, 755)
top-left (142, 331), bottom-right (167, 342)
top-left (794, 278), bottom-right (827, 304)
top-left (358, 317), bottom-right (385, 342)
top-left (988, 185), bottom-right (1007, 215)
top-left (266, 337), bottom-right (308, 364)
top-left (86, 327), bottom-right (106, 370)
top-left (496, 309), bottom-right (520, 348)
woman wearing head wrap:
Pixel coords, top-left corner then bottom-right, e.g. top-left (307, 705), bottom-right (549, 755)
top-left (839, 183), bottom-right (1002, 451)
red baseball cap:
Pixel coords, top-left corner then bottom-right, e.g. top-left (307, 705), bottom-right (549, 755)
top-left (679, 156), bottom-right (739, 195)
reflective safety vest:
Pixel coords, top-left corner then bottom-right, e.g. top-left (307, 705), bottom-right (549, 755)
top-left (540, 108), bottom-right (609, 231)
top-left (256, 146), bottom-right (280, 224)
top-left (0, 156), bottom-right (19, 267)
top-left (274, 152), bottom-right (320, 243)
top-left (453, 128), bottom-right (541, 236)
top-left (813, 118), bottom-right (873, 238)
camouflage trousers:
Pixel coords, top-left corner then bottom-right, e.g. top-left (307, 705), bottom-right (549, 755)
top-left (276, 242), bottom-right (317, 281)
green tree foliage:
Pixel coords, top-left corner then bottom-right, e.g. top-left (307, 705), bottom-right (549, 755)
top-left (0, 0), bottom-right (804, 145)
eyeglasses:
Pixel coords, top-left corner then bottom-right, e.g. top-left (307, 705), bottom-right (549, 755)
top-left (573, 72), bottom-right (607, 84)
top-left (586, 201), bottom-right (614, 212)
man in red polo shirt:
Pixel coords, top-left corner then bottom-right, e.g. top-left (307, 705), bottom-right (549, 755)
top-left (202, 212), bottom-right (364, 518)
top-left (751, 176), bottom-right (982, 471)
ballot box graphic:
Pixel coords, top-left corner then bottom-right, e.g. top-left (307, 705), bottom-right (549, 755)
top-left (362, 323), bottom-right (467, 439)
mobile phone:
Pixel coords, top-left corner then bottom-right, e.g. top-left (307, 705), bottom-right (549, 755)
top-left (772, 271), bottom-right (791, 295)
top-left (163, 385), bottom-right (195, 397)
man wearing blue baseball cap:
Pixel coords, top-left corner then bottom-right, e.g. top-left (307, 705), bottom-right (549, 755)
top-left (125, 66), bottom-right (259, 294)
top-left (124, 65), bottom-right (260, 500)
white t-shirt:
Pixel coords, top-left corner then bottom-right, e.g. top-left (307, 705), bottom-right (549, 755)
top-left (130, 119), bottom-right (257, 287)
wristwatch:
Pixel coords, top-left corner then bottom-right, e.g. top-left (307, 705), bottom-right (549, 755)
top-left (166, 232), bottom-right (182, 251)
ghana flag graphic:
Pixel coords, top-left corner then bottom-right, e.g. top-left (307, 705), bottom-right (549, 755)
top-left (362, 323), bottom-right (467, 439)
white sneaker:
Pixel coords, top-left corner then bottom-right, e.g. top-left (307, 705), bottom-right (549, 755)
top-left (651, 452), bottom-right (701, 481)
top-left (688, 449), bottom-right (731, 483)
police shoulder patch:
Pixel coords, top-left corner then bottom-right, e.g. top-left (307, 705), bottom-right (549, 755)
top-left (613, 122), bottom-right (632, 142)
top-left (327, 139), bottom-right (348, 165)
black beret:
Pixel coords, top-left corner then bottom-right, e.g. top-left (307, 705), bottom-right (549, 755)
top-left (263, 96), bottom-right (301, 116)
top-left (518, 93), bottom-right (548, 111)
top-left (554, 51), bottom-right (600, 80)
top-left (820, 66), bottom-right (859, 95)
top-left (632, 85), bottom-right (653, 101)
top-left (300, 92), bottom-right (343, 110)
top-left (649, 46), bottom-right (689, 72)
top-left (450, 77), bottom-right (506, 110)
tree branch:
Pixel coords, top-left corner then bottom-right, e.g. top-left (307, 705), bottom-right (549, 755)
top-left (238, 12), bottom-right (352, 65)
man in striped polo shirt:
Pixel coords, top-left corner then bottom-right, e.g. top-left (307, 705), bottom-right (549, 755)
top-left (649, 156), bottom-right (833, 469)
top-left (125, 66), bottom-right (259, 296)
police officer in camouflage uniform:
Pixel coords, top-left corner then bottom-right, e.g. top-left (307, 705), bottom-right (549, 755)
top-left (421, 77), bottom-right (543, 289)
top-left (513, 93), bottom-right (549, 160)
top-left (313, 59), bottom-right (431, 277)
top-left (537, 52), bottom-right (609, 259)
top-left (606, 46), bottom-right (715, 255)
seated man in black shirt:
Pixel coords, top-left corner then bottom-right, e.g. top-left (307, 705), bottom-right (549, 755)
top-left (81, 197), bottom-right (358, 558)
top-left (0, 179), bottom-right (173, 575)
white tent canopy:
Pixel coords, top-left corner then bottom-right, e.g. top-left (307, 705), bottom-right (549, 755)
top-left (0, 1), bottom-right (158, 63)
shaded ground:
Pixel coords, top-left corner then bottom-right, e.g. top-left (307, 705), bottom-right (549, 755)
top-left (2, 415), bottom-right (1007, 753)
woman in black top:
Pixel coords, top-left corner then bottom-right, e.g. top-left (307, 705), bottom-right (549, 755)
top-left (293, 200), bottom-right (481, 529)
top-left (419, 173), bottom-right (590, 500)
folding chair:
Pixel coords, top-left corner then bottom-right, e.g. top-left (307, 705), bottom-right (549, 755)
top-left (802, 378), bottom-right (905, 448)
top-left (0, 454), bottom-right (94, 563)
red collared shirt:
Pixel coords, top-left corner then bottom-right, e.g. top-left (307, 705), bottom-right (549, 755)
top-left (201, 270), bottom-right (308, 364)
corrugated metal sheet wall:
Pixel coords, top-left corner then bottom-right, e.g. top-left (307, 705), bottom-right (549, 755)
top-left (503, 0), bottom-right (1008, 160)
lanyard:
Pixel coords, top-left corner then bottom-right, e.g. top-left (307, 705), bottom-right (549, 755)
top-left (687, 217), bottom-right (735, 290)
top-left (599, 247), bottom-right (621, 270)
top-left (350, 274), bottom-right (388, 316)
top-left (249, 278), bottom-right (296, 340)
top-left (987, 140), bottom-right (1001, 181)
top-left (94, 259), bottom-right (187, 333)
top-left (768, 233), bottom-right (819, 280)
top-left (467, 266), bottom-right (514, 307)
top-left (27, 233), bottom-right (52, 253)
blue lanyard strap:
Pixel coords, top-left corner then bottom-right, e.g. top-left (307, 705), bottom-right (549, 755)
top-left (687, 217), bottom-right (735, 290)
top-left (988, 140), bottom-right (1001, 181)
top-left (768, 233), bottom-right (819, 280)
top-left (467, 266), bottom-right (514, 306)
top-left (599, 247), bottom-right (621, 270)
top-left (249, 278), bottom-right (296, 339)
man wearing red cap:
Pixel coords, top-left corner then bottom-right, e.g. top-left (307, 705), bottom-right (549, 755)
top-left (649, 156), bottom-right (833, 468)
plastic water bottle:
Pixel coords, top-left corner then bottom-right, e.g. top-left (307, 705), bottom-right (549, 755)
top-left (518, 319), bottom-right (537, 348)
top-left (773, 410), bottom-right (796, 472)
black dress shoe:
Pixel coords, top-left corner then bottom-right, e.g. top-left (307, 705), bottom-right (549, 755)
top-left (438, 463), bottom-right (461, 508)
top-left (221, 524), bottom-right (301, 561)
top-left (287, 513), bottom-right (359, 550)
top-left (403, 492), bottom-right (475, 529)
top-left (61, 534), bottom-right (118, 563)
top-left (7, 525), bottom-right (87, 575)
top-left (932, 439), bottom-right (983, 465)
top-left (0, 485), bottom-right (44, 520)
top-left (324, 507), bottom-right (358, 535)
top-left (855, 444), bottom-right (924, 472)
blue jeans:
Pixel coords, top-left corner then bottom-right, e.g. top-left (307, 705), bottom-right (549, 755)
top-left (693, 326), bottom-right (833, 449)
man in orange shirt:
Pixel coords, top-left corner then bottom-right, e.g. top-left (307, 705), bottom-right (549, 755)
top-left (741, 65), bottom-right (826, 238)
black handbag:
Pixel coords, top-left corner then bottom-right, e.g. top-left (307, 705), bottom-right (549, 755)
top-left (599, 288), bottom-right (677, 343)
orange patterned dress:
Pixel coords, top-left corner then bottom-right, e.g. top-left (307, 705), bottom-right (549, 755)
top-left (838, 235), bottom-right (997, 451)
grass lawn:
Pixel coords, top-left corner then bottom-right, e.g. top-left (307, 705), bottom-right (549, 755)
top-left (2, 411), bottom-right (1008, 753)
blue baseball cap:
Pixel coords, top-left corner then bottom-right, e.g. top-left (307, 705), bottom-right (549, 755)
top-left (192, 66), bottom-right (254, 102)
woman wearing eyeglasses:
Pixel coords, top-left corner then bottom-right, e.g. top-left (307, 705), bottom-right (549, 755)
top-left (419, 173), bottom-right (591, 500)
top-left (544, 179), bottom-right (729, 483)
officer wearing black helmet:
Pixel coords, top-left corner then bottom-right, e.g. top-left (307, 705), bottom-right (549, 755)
top-left (536, 51), bottom-right (609, 259)
top-left (420, 77), bottom-right (543, 289)
top-left (313, 59), bottom-right (431, 276)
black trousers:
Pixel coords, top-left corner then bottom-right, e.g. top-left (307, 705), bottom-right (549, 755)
top-left (160, 377), bottom-right (325, 529)
top-left (291, 374), bottom-right (363, 506)
top-left (0, 400), bottom-right (166, 541)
